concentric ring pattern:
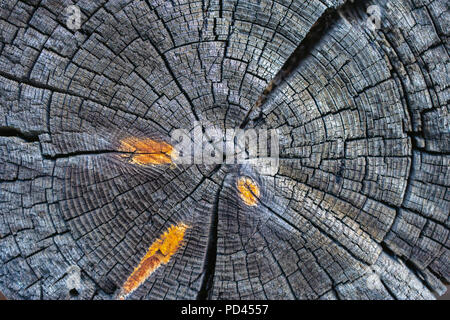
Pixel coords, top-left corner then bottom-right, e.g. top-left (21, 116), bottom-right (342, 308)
top-left (0, 0), bottom-right (448, 299)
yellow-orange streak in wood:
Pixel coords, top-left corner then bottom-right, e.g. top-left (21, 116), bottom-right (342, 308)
top-left (118, 137), bottom-right (176, 165)
top-left (237, 177), bottom-right (260, 207)
top-left (118, 223), bottom-right (189, 299)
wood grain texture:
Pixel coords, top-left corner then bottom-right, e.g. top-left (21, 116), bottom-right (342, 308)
top-left (0, 0), bottom-right (448, 300)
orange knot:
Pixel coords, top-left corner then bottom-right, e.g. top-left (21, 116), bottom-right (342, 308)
top-left (237, 177), bottom-right (260, 207)
top-left (118, 137), bottom-right (177, 165)
top-left (118, 223), bottom-right (189, 300)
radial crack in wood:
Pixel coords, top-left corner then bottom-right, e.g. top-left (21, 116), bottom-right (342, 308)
top-left (0, 0), bottom-right (448, 300)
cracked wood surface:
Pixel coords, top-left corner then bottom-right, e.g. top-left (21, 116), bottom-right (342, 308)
top-left (0, 0), bottom-right (448, 300)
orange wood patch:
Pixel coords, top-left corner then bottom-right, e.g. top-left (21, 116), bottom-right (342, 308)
top-left (118, 137), bottom-right (176, 165)
top-left (237, 177), bottom-right (260, 207)
top-left (118, 223), bottom-right (189, 299)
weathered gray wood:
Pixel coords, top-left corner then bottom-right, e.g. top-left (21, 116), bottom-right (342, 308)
top-left (0, 0), bottom-right (448, 300)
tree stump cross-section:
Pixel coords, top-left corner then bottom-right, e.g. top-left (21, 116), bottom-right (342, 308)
top-left (0, 0), bottom-right (448, 300)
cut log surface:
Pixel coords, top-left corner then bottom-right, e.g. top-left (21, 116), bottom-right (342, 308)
top-left (0, 0), bottom-right (448, 300)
